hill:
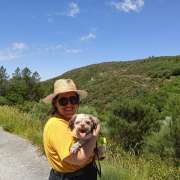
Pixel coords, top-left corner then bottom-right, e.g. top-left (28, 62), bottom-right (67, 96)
top-left (41, 55), bottom-right (180, 112)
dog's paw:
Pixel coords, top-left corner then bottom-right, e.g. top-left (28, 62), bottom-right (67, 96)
top-left (70, 142), bottom-right (82, 154)
top-left (70, 148), bottom-right (78, 154)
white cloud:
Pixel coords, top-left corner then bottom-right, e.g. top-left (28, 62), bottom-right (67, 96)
top-left (0, 42), bottom-right (28, 61)
top-left (46, 2), bottom-right (80, 19)
top-left (111, 0), bottom-right (144, 12)
top-left (44, 44), bottom-right (63, 51)
top-left (40, 44), bottom-right (82, 54)
top-left (80, 33), bottom-right (96, 41)
top-left (55, 44), bottom-right (63, 49)
top-left (65, 48), bottom-right (82, 54)
top-left (0, 42), bottom-right (82, 61)
top-left (12, 42), bottom-right (28, 50)
top-left (67, 2), bottom-right (80, 17)
top-left (0, 50), bottom-right (21, 61)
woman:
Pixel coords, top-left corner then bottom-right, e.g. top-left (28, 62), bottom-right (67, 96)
top-left (43, 79), bottom-right (100, 180)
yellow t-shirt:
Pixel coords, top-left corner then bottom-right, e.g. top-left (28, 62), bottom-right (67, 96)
top-left (43, 117), bottom-right (92, 173)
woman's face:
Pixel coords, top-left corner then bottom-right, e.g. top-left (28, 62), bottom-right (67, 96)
top-left (55, 92), bottom-right (79, 120)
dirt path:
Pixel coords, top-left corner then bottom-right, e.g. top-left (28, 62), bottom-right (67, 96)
top-left (0, 127), bottom-right (50, 180)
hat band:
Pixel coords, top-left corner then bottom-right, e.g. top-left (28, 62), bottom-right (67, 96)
top-left (54, 88), bottom-right (77, 94)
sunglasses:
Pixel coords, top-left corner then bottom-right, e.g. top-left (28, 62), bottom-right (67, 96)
top-left (57, 96), bottom-right (79, 106)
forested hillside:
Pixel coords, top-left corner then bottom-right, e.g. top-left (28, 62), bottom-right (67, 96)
top-left (41, 56), bottom-right (180, 111)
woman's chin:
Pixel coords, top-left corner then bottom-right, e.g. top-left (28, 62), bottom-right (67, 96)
top-left (63, 112), bottom-right (74, 119)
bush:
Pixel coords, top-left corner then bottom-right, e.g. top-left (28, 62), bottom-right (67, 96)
top-left (172, 68), bottom-right (180, 76)
top-left (144, 116), bottom-right (175, 161)
top-left (30, 101), bottom-right (51, 122)
top-left (107, 98), bottom-right (160, 154)
top-left (163, 95), bottom-right (180, 165)
top-left (143, 94), bottom-right (180, 165)
top-left (0, 96), bottom-right (9, 105)
top-left (17, 101), bottom-right (51, 123)
top-left (77, 105), bottom-right (98, 117)
top-left (7, 93), bottom-right (24, 104)
top-left (140, 90), bottom-right (169, 113)
top-left (150, 70), bottom-right (171, 79)
top-left (17, 101), bottom-right (36, 112)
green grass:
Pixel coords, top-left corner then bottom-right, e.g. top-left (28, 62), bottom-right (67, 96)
top-left (0, 105), bottom-right (179, 180)
top-left (99, 161), bottom-right (130, 180)
top-left (98, 152), bottom-right (179, 180)
top-left (0, 105), bottom-right (43, 148)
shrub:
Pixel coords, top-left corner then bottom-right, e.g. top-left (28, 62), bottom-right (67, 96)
top-left (140, 90), bottom-right (168, 113)
top-left (163, 95), bottom-right (180, 165)
top-left (0, 96), bottom-right (9, 105)
top-left (78, 105), bottom-right (98, 117)
top-left (150, 70), bottom-right (171, 79)
top-left (30, 101), bottom-right (51, 122)
top-left (172, 68), bottom-right (180, 76)
top-left (144, 116), bottom-right (175, 161)
top-left (17, 101), bottom-right (51, 124)
top-left (107, 98), bottom-right (160, 154)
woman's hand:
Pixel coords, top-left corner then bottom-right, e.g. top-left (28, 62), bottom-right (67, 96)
top-left (92, 116), bottom-right (101, 137)
top-left (93, 122), bottom-right (101, 137)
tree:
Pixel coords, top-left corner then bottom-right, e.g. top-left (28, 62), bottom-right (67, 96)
top-left (12, 67), bottom-right (21, 79)
top-left (6, 77), bottom-right (26, 104)
top-left (28, 71), bottom-right (42, 100)
top-left (21, 67), bottom-right (31, 80)
top-left (6, 67), bottom-right (42, 104)
top-left (0, 66), bottom-right (8, 96)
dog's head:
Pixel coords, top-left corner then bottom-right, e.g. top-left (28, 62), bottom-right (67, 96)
top-left (69, 114), bottom-right (99, 139)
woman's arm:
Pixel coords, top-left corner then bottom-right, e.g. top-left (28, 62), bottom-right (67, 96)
top-left (63, 123), bottom-right (100, 166)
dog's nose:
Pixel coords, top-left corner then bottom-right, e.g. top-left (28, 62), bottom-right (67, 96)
top-left (81, 124), bottom-right (85, 127)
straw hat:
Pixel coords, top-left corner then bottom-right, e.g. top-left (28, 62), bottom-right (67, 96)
top-left (42, 79), bottom-right (88, 104)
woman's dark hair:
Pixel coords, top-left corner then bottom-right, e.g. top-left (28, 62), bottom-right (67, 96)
top-left (51, 95), bottom-right (59, 115)
top-left (51, 93), bottom-right (80, 115)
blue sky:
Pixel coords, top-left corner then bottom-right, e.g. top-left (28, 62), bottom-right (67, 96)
top-left (0, 0), bottom-right (180, 80)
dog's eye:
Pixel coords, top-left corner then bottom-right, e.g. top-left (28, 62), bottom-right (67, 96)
top-left (75, 121), bottom-right (80, 124)
top-left (86, 121), bottom-right (91, 125)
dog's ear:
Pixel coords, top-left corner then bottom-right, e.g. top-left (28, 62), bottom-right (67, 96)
top-left (89, 115), bottom-right (99, 130)
top-left (69, 114), bottom-right (77, 130)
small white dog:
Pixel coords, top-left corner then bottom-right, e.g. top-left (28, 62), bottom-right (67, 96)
top-left (69, 113), bottom-right (99, 154)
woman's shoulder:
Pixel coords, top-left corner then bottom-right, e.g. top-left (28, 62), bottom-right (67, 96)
top-left (44, 116), bottom-right (69, 131)
top-left (44, 116), bottom-right (72, 140)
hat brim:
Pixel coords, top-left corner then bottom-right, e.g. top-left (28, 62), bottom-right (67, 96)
top-left (42, 90), bottom-right (87, 104)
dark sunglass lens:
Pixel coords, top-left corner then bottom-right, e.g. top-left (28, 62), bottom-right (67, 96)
top-left (69, 96), bottom-right (79, 105)
top-left (58, 97), bottom-right (68, 106)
